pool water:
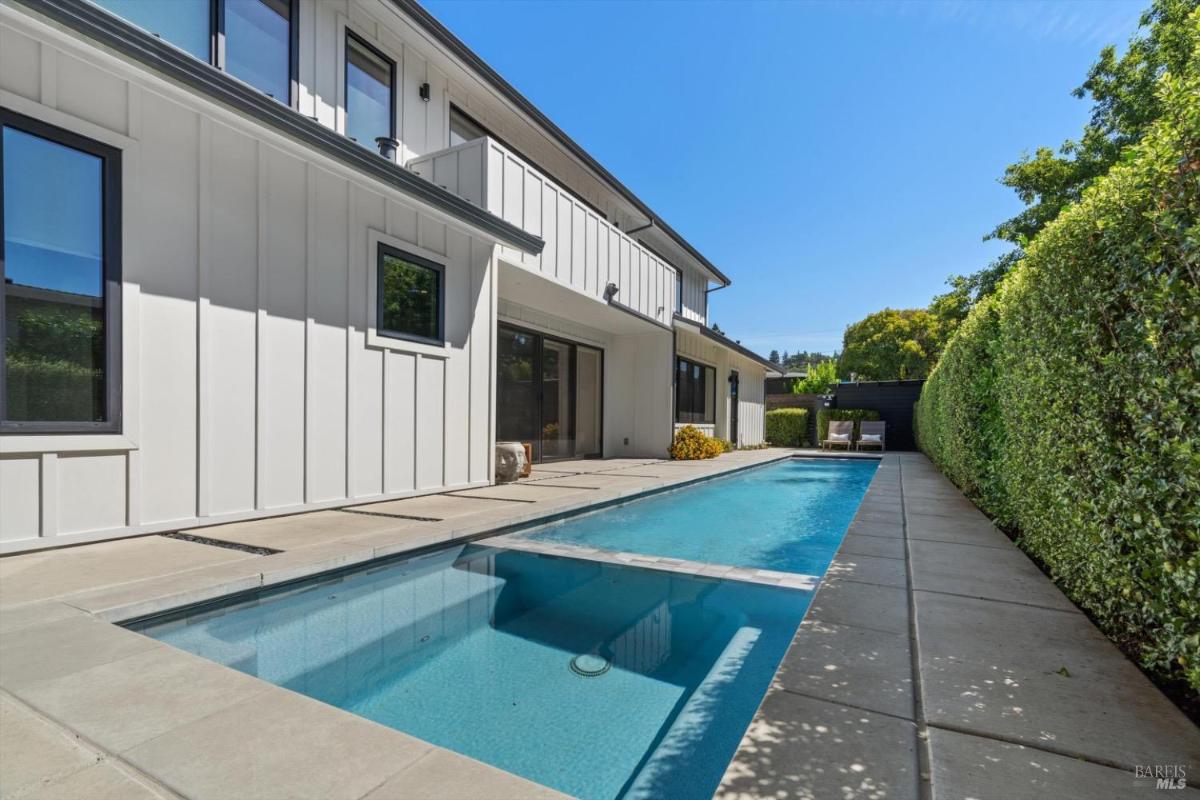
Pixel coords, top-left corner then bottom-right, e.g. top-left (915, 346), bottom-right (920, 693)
top-left (135, 545), bottom-right (812, 800)
top-left (524, 458), bottom-right (877, 575)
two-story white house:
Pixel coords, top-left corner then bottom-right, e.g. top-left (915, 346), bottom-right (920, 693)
top-left (0, 0), bottom-right (777, 552)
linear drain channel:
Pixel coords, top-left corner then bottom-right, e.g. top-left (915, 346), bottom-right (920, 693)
top-left (569, 653), bottom-right (611, 678)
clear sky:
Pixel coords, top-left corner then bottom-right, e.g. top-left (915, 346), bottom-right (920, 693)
top-left (423, 0), bottom-right (1146, 356)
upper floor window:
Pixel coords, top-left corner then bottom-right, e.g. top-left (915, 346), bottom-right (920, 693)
top-left (449, 106), bottom-right (487, 148)
top-left (1, 110), bottom-right (122, 433)
top-left (675, 357), bottom-right (714, 425)
top-left (91, 0), bottom-right (297, 105)
top-left (345, 32), bottom-right (395, 151)
top-left (376, 244), bottom-right (443, 345)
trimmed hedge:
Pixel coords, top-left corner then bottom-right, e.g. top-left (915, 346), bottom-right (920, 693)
top-left (765, 408), bottom-right (809, 446)
top-left (915, 41), bottom-right (1200, 693)
top-left (816, 408), bottom-right (881, 443)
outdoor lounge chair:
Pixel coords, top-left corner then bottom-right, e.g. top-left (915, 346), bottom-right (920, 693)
top-left (857, 420), bottom-right (886, 452)
top-left (822, 420), bottom-right (854, 450)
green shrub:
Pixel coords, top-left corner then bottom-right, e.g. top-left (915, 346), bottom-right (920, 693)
top-left (765, 408), bottom-right (809, 446)
top-left (816, 409), bottom-right (881, 443)
top-left (915, 39), bottom-right (1200, 693)
top-left (715, 438), bottom-right (735, 453)
top-left (669, 425), bottom-right (723, 460)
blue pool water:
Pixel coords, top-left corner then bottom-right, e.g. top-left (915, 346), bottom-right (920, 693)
top-left (135, 546), bottom-right (812, 800)
top-left (526, 458), bottom-right (878, 574)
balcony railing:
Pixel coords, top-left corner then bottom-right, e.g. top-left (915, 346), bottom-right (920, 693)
top-left (408, 138), bottom-right (676, 327)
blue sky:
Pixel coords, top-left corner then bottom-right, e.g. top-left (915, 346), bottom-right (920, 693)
top-left (424, 0), bottom-right (1146, 356)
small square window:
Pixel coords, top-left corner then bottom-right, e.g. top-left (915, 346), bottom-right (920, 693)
top-left (376, 244), bottom-right (443, 345)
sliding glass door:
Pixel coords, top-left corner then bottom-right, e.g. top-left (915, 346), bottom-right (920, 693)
top-left (496, 324), bottom-right (602, 462)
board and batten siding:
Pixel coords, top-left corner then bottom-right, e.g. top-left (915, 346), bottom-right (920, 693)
top-left (678, 271), bottom-right (708, 325)
top-left (0, 12), bottom-right (497, 551)
top-left (674, 331), bottom-right (766, 448)
top-left (409, 138), bottom-right (678, 327)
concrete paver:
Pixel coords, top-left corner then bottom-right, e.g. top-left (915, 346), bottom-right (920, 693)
top-left (13, 646), bottom-right (269, 754)
top-left (0, 693), bottom-right (98, 798)
top-left (909, 539), bottom-right (1080, 612)
top-left (905, 510), bottom-right (1013, 549)
top-left (805, 577), bottom-right (910, 636)
top-left (448, 483), bottom-right (595, 503)
top-left (347, 493), bottom-right (505, 520)
top-left (183, 510), bottom-right (405, 551)
top-left (915, 590), bottom-right (1200, 770)
top-left (18, 759), bottom-right (176, 800)
top-left (839, 533), bottom-right (906, 560)
top-left (928, 728), bottom-right (1147, 800)
top-left (0, 615), bottom-right (161, 690)
top-left (361, 748), bottom-right (569, 800)
top-left (772, 620), bottom-right (914, 719)
top-left (717, 690), bottom-right (919, 800)
top-left (123, 688), bottom-right (431, 800)
top-left (0, 537), bottom-right (255, 606)
top-left (824, 552), bottom-right (908, 588)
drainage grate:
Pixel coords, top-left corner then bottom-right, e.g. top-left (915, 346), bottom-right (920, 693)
top-left (162, 532), bottom-right (280, 556)
top-left (569, 653), bottom-right (611, 678)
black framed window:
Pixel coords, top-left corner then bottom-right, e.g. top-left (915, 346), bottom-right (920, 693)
top-left (345, 32), bottom-right (395, 151)
top-left (675, 357), bottom-right (715, 425)
top-left (449, 106), bottom-right (488, 148)
top-left (377, 244), bottom-right (443, 345)
top-left (92, 0), bottom-right (298, 106)
top-left (1, 109), bottom-right (122, 433)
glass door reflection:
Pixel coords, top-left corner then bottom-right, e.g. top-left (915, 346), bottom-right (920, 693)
top-left (540, 339), bottom-right (573, 460)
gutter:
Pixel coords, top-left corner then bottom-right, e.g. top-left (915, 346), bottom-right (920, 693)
top-left (390, 0), bottom-right (731, 287)
top-left (14, 0), bottom-right (545, 256)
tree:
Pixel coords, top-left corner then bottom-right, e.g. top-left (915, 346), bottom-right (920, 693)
top-left (990, 0), bottom-right (1198, 245)
top-left (930, 249), bottom-right (1024, 333)
top-left (838, 308), bottom-right (947, 381)
top-left (793, 360), bottom-right (838, 394)
top-left (768, 349), bottom-right (780, 365)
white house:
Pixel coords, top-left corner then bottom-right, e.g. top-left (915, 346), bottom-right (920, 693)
top-left (0, 0), bottom-right (778, 552)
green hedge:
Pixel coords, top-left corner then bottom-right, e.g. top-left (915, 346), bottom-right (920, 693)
top-left (915, 44), bottom-right (1200, 693)
top-left (765, 408), bottom-right (809, 446)
top-left (816, 408), bottom-right (880, 443)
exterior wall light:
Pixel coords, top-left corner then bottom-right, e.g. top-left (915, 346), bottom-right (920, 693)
top-left (419, 82), bottom-right (431, 102)
top-left (603, 283), bottom-right (619, 302)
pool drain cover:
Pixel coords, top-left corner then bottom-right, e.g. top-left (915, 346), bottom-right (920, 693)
top-left (569, 653), bottom-right (611, 678)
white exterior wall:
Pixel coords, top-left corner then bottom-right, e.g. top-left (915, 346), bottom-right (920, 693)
top-left (678, 271), bottom-right (708, 324)
top-left (674, 330), bottom-right (767, 447)
top-left (0, 10), bottom-right (498, 552)
top-left (409, 138), bottom-right (678, 327)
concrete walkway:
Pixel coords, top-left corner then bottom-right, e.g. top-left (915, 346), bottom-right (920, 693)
top-left (717, 452), bottom-right (1200, 800)
top-left (1, 449), bottom-right (1196, 799)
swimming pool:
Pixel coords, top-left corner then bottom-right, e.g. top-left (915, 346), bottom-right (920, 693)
top-left (133, 545), bottom-right (811, 800)
top-left (521, 457), bottom-right (877, 575)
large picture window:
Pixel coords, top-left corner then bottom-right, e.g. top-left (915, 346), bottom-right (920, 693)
top-left (376, 244), bottom-right (443, 345)
top-left (92, 0), bottom-right (298, 106)
top-left (675, 357), bottom-right (715, 425)
top-left (1, 110), bottom-right (122, 432)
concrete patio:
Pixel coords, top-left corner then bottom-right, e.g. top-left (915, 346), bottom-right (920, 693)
top-left (1, 449), bottom-right (1196, 799)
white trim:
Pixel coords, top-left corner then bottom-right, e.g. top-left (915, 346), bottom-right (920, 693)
top-left (364, 228), bottom-right (452, 357)
top-left (0, 435), bottom-right (138, 454)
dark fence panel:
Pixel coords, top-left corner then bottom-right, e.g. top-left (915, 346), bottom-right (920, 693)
top-left (833, 380), bottom-right (925, 451)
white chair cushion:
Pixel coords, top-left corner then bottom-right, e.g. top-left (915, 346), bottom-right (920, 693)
top-left (860, 434), bottom-right (882, 443)
top-left (830, 432), bottom-right (850, 441)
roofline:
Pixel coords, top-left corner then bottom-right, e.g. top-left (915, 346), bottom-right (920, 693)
top-left (673, 314), bottom-right (777, 372)
top-left (391, 0), bottom-right (732, 287)
top-left (16, 0), bottom-right (545, 256)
